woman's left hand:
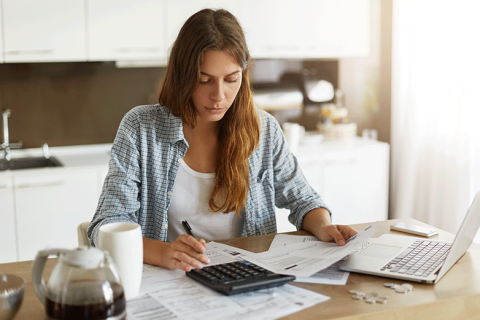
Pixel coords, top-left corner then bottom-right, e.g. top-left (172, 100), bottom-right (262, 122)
top-left (317, 224), bottom-right (358, 246)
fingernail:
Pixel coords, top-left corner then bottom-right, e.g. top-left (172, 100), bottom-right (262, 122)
top-left (339, 240), bottom-right (345, 246)
top-left (204, 258), bottom-right (210, 264)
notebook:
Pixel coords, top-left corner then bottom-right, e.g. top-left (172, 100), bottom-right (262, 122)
top-left (339, 191), bottom-right (480, 284)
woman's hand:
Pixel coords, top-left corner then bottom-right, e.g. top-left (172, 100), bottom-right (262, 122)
top-left (143, 235), bottom-right (210, 272)
top-left (302, 207), bottom-right (358, 245)
top-left (317, 224), bottom-right (358, 246)
top-left (163, 235), bottom-right (210, 271)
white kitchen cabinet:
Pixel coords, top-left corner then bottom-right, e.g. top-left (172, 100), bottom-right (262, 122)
top-left (13, 169), bottom-right (99, 261)
top-left (276, 138), bottom-right (389, 233)
top-left (2, 0), bottom-right (86, 63)
top-left (98, 168), bottom-right (109, 196)
top-left (165, 0), bottom-right (242, 51)
top-left (304, 0), bottom-right (370, 58)
top-left (316, 139), bottom-right (389, 225)
top-left (241, 0), bottom-right (305, 59)
top-left (87, 0), bottom-right (167, 62)
top-left (0, 176), bottom-right (17, 263)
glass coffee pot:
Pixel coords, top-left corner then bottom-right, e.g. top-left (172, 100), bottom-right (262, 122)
top-left (32, 247), bottom-right (126, 320)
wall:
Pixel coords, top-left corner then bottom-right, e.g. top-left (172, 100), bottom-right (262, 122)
top-left (0, 62), bottom-right (164, 148)
top-left (0, 60), bottom-right (338, 148)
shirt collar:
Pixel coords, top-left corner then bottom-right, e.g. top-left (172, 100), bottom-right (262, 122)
top-left (164, 107), bottom-right (188, 146)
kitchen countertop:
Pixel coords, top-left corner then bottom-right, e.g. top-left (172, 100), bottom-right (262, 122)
top-left (0, 137), bottom-right (389, 176)
top-left (0, 143), bottom-right (112, 176)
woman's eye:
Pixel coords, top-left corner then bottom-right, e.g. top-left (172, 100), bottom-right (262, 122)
top-left (200, 78), bottom-right (210, 84)
top-left (225, 77), bottom-right (239, 83)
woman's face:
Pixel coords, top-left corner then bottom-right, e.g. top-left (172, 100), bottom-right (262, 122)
top-left (191, 50), bottom-right (242, 124)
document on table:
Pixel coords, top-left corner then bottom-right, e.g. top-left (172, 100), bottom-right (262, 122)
top-left (126, 264), bottom-right (330, 320)
top-left (269, 234), bottom-right (349, 285)
top-left (242, 222), bottom-right (377, 277)
top-left (269, 235), bottom-right (372, 284)
top-left (203, 241), bottom-right (253, 266)
top-left (268, 234), bottom-right (350, 286)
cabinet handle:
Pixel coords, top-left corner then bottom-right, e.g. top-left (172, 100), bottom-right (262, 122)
top-left (0, 184), bottom-right (8, 189)
top-left (114, 47), bottom-right (160, 53)
top-left (6, 49), bottom-right (54, 55)
top-left (15, 181), bottom-right (65, 189)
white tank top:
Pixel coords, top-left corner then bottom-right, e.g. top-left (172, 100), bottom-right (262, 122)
top-left (167, 159), bottom-right (244, 243)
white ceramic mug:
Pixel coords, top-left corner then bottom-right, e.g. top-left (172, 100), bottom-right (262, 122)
top-left (98, 222), bottom-right (143, 300)
top-left (282, 122), bottom-right (305, 154)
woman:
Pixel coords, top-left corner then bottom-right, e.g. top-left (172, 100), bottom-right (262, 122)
top-left (88, 8), bottom-right (357, 272)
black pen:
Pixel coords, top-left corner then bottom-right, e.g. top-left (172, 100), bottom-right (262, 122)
top-left (182, 220), bottom-right (195, 237)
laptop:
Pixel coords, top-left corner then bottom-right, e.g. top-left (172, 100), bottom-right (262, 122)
top-left (339, 191), bottom-right (480, 284)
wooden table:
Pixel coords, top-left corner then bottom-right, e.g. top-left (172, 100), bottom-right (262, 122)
top-left (2, 218), bottom-right (480, 319)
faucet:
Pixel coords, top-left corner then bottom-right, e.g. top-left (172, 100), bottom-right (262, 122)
top-left (1, 109), bottom-right (23, 161)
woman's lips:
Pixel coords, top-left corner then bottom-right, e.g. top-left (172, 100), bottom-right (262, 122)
top-left (205, 107), bottom-right (225, 114)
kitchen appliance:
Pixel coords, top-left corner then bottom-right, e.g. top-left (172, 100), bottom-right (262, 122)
top-left (31, 247), bottom-right (126, 320)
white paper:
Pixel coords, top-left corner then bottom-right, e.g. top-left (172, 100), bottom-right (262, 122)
top-left (268, 234), bottom-right (319, 250)
top-left (269, 234), bottom-right (349, 285)
top-left (203, 241), bottom-right (253, 266)
top-left (126, 264), bottom-right (330, 320)
top-left (242, 222), bottom-right (377, 277)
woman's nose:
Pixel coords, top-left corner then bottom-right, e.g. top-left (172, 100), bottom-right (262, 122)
top-left (210, 82), bottom-right (225, 102)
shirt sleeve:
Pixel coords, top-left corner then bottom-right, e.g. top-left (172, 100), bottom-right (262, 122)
top-left (87, 110), bottom-right (142, 246)
top-left (268, 115), bottom-right (331, 230)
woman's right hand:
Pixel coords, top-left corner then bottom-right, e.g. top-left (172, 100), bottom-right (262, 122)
top-left (162, 234), bottom-right (210, 272)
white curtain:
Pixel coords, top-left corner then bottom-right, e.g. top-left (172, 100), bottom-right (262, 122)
top-left (391, 0), bottom-right (480, 241)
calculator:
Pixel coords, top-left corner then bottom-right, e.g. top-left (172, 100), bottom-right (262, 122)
top-left (186, 260), bottom-right (296, 295)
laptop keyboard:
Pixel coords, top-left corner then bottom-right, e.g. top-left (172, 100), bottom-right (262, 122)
top-left (186, 260), bottom-right (296, 295)
top-left (381, 240), bottom-right (451, 277)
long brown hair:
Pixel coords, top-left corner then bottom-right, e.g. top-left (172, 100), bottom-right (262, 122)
top-left (158, 9), bottom-right (260, 216)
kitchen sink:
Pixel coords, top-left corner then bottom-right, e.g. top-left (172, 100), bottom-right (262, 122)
top-left (0, 156), bottom-right (63, 171)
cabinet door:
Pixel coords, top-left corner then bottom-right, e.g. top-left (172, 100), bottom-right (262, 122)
top-left (13, 170), bottom-right (99, 261)
top-left (2, 0), bottom-right (86, 62)
top-left (319, 143), bottom-right (389, 225)
top-left (166, 0), bottom-right (242, 52)
top-left (98, 167), bottom-right (109, 196)
top-left (304, 0), bottom-right (370, 57)
top-left (87, 0), bottom-right (167, 62)
top-left (241, 0), bottom-right (305, 59)
top-left (0, 177), bottom-right (17, 263)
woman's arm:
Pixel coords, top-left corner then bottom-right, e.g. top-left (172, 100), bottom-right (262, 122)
top-left (143, 236), bottom-right (210, 271)
top-left (302, 208), bottom-right (358, 245)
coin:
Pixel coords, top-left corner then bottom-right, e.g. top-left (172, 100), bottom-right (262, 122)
top-left (349, 290), bottom-right (358, 294)
top-left (356, 292), bottom-right (366, 297)
top-left (352, 294), bottom-right (363, 300)
top-left (395, 286), bottom-right (408, 293)
top-left (383, 282), bottom-right (396, 288)
top-left (401, 283), bottom-right (413, 291)
top-left (376, 297), bottom-right (387, 304)
top-left (365, 297), bottom-right (376, 303)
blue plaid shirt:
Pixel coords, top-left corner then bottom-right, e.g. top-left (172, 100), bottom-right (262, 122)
top-left (88, 105), bottom-right (329, 246)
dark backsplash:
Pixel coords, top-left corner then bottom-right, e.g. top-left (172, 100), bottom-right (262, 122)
top-left (0, 62), bottom-right (165, 148)
top-left (0, 60), bottom-right (336, 148)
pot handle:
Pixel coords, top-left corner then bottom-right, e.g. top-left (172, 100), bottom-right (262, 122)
top-left (31, 249), bottom-right (71, 305)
